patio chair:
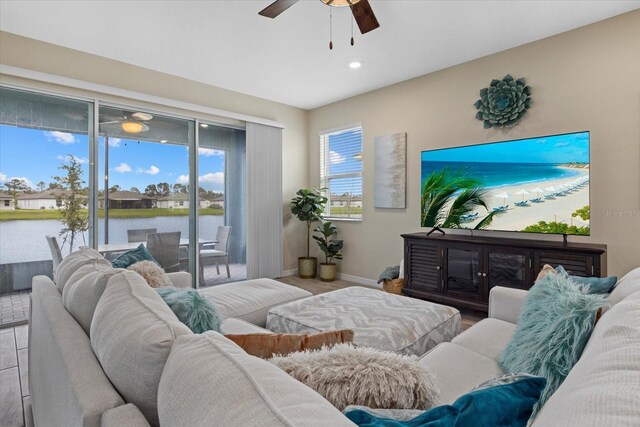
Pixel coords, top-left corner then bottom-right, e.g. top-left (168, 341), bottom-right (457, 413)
top-left (178, 246), bottom-right (190, 271)
top-left (199, 226), bottom-right (231, 284)
top-left (127, 228), bottom-right (157, 243)
top-left (46, 235), bottom-right (63, 272)
top-left (146, 232), bottom-right (181, 273)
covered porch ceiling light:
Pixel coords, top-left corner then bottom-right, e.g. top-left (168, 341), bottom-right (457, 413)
top-left (121, 121), bottom-right (149, 134)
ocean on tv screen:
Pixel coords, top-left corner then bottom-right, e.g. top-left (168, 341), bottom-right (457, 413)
top-left (420, 131), bottom-right (590, 236)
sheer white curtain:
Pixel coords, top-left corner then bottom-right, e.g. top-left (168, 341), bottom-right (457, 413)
top-left (246, 123), bottom-right (283, 278)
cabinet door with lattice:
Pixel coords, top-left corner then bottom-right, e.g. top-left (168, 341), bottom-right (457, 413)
top-left (487, 248), bottom-right (532, 293)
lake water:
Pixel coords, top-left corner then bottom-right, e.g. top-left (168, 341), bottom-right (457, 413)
top-left (0, 215), bottom-right (224, 264)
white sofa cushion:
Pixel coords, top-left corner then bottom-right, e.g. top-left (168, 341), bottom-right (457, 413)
top-left (418, 342), bottom-right (504, 405)
top-left (200, 278), bottom-right (312, 326)
top-left (532, 291), bottom-right (640, 426)
top-left (157, 331), bottom-right (356, 427)
top-left (54, 247), bottom-right (112, 293)
top-left (62, 262), bottom-right (123, 335)
top-left (219, 318), bottom-right (275, 335)
top-left (451, 318), bottom-right (516, 361)
top-left (606, 266), bottom-right (640, 307)
top-left (91, 271), bottom-right (192, 426)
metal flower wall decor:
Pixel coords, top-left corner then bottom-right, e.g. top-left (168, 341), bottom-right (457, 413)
top-left (474, 75), bottom-right (532, 129)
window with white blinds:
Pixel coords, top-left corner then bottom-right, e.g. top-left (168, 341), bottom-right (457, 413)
top-left (320, 126), bottom-right (363, 220)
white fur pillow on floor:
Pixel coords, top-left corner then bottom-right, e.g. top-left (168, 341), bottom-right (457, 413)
top-left (269, 343), bottom-right (440, 411)
top-left (127, 261), bottom-right (173, 288)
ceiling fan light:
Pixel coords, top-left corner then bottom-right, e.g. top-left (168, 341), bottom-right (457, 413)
top-left (131, 112), bottom-right (153, 121)
top-left (320, 0), bottom-right (361, 7)
top-left (121, 121), bottom-right (148, 133)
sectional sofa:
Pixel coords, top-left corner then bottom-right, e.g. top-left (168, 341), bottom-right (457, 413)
top-left (29, 248), bottom-right (640, 426)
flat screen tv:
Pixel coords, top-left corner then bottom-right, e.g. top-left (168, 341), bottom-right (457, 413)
top-left (421, 131), bottom-right (590, 235)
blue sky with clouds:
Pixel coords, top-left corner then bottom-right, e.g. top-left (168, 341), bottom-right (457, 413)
top-left (0, 125), bottom-right (226, 192)
top-left (422, 131), bottom-right (590, 164)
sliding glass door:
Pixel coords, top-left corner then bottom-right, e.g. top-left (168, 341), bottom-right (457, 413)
top-left (0, 86), bottom-right (248, 292)
top-left (98, 105), bottom-right (195, 274)
top-left (197, 123), bottom-right (246, 285)
top-left (0, 87), bottom-right (92, 293)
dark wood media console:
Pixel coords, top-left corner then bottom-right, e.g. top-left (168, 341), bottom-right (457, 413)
top-left (402, 233), bottom-right (606, 312)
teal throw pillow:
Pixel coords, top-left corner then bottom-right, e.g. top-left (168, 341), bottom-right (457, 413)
top-left (155, 288), bottom-right (220, 333)
top-left (499, 272), bottom-right (607, 416)
top-left (555, 265), bottom-right (617, 294)
top-left (344, 376), bottom-right (546, 427)
top-left (111, 244), bottom-right (156, 269)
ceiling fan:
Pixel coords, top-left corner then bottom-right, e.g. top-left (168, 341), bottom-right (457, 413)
top-left (100, 112), bottom-right (153, 134)
top-left (259, 0), bottom-right (380, 34)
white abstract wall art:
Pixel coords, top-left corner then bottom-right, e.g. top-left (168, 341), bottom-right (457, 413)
top-left (374, 133), bottom-right (407, 209)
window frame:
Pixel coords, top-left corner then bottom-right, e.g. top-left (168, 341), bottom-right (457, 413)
top-left (319, 123), bottom-right (363, 222)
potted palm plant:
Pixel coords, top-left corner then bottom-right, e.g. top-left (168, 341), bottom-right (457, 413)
top-left (313, 220), bottom-right (343, 282)
top-left (290, 188), bottom-right (328, 278)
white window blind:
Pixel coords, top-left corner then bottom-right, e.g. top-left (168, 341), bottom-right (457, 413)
top-left (320, 126), bottom-right (363, 220)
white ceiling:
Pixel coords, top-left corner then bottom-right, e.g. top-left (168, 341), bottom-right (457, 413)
top-left (1, 1), bottom-right (638, 109)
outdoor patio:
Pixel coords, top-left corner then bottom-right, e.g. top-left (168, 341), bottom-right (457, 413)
top-left (0, 292), bottom-right (30, 328)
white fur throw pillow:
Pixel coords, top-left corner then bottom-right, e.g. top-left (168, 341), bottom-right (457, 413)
top-left (127, 261), bottom-right (173, 288)
top-left (269, 343), bottom-right (440, 411)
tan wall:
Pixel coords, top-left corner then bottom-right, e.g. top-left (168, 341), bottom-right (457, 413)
top-left (0, 31), bottom-right (309, 271)
top-left (308, 10), bottom-right (640, 279)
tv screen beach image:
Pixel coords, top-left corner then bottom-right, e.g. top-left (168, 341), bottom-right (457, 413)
top-left (421, 131), bottom-right (590, 235)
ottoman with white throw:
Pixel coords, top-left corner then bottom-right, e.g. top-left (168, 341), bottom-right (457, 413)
top-left (266, 286), bottom-right (461, 356)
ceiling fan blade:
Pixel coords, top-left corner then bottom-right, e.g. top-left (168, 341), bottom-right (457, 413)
top-left (259, 0), bottom-right (299, 18)
top-left (351, 0), bottom-right (380, 34)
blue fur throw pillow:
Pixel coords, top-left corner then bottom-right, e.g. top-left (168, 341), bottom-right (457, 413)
top-left (555, 265), bottom-right (617, 294)
top-left (499, 272), bottom-right (607, 417)
top-left (155, 288), bottom-right (220, 333)
top-left (111, 244), bottom-right (156, 269)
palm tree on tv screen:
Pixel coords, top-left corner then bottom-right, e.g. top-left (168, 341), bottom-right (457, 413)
top-left (421, 168), bottom-right (495, 230)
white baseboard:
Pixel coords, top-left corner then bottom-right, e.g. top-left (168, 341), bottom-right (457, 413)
top-left (337, 272), bottom-right (381, 289)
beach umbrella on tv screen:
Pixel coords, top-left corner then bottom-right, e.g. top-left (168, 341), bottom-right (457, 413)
top-left (531, 187), bottom-right (544, 195)
top-left (494, 192), bottom-right (509, 205)
top-left (545, 186), bottom-right (556, 192)
top-left (515, 189), bottom-right (530, 201)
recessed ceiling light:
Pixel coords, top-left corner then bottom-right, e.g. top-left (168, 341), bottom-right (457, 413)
top-left (349, 61), bottom-right (361, 69)
top-left (200, 123), bottom-right (209, 128)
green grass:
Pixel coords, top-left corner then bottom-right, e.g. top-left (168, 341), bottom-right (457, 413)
top-left (0, 208), bottom-right (224, 221)
top-left (329, 207), bottom-right (363, 215)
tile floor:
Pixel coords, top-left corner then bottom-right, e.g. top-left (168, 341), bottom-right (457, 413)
top-left (0, 324), bottom-right (32, 427)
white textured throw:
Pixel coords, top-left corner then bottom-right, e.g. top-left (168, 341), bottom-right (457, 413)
top-left (270, 343), bottom-right (440, 411)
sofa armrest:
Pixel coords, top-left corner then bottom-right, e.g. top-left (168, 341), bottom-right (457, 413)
top-left (101, 404), bottom-right (151, 427)
top-left (166, 271), bottom-right (192, 288)
top-left (488, 286), bottom-right (528, 324)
